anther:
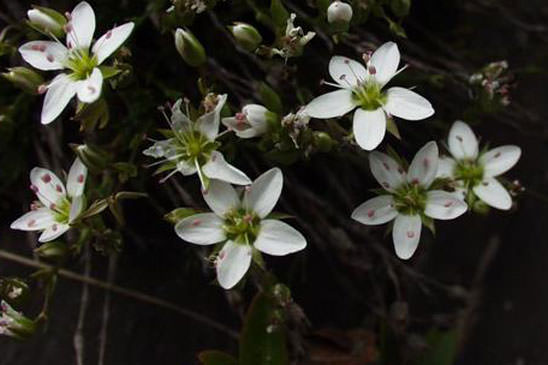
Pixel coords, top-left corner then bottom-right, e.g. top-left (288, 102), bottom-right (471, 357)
top-left (37, 84), bottom-right (48, 94)
top-left (423, 158), bottom-right (429, 168)
top-left (368, 65), bottom-right (376, 75)
top-left (87, 86), bottom-right (96, 94)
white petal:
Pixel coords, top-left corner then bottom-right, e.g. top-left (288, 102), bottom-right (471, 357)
top-left (368, 151), bottom-right (406, 192)
top-left (30, 167), bottom-right (66, 207)
top-left (18, 41), bottom-right (68, 71)
top-left (176, 160), bottom-right (198, 176)
top-left (424, 190), bottom-right (467, 220)
top-left (66, 1), bottom-right (95, 50)
top-left (39, 223), bottom-right (70, 242)
top-left (10, 208), bottom-right (55, 231)
top-left (216, 240), bottom-right (252, 289)
top-left (254, 220), bottom-right (306, 256)
top-left (407, 141), bottom-right (439, 188)
top-left (305, 89), bottom-right (356, 119)
top-left (392, 214), bottom-right (422, 260)
top-left (196, 94), bottom-right (227, 141)
top-left (175, 213), bottom-right (226, 245)
top-left (69, 195), bottom-right (85, 223)
top-left (436, 156), bottom-right (456, 178)
top-left (202, 151), bottom-right (251, 185)
top-left (479, 145), bottom-right (521, 178)
top-left (448, 120), bottom-right (479, 159)
top-left (473, 178), bottom-right (512, 210)
top-left (369, 42), bottom-right (400, 87)
top-left (92, 22), bottom-right (134, 65)
top-left (383, 87), bottom-right (434, 121)
top-left (66, 158), bottom-right (87, 197)
top-left (222, 117), bottom-right (259, 138)
top-left (329, 55), bottom-right (367, 87)
top-left (41, 74), bottom-right (77, 125)
top-left (76, 67), bottom-right (103, 103)
top-left (353, 108), bottom-right (386, 151)
top-left (351, 195), bottom-right (398, 225)
top-left (202, 179), bottom-right (240, 217)
top-left (243, 168), bottom-right (283, 218)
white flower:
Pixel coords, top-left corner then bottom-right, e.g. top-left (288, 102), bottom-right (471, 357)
top-left (143, 94), bottom-right (251, 189)
top-left (305, 42), bottom-right (434, 151)
top-left (327, 1), bottom-right (353, 24)
top-left (222, 104), bottom-right (273, 139)
top-left (351, 141), bottom-right (467, 260)
top-left (18, 1), bottom-right (135, 124)
top-left (437, 120), bottom-right (521, 210)
top-left (175, 168), bottom-right (307, 289)
top-left (10, 158), bottom-right (88, 242)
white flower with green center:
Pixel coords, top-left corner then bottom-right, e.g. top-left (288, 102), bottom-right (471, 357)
top-left (436, 120), bottom-right (521, 210)
top-left (222, 104), bottom-right (275, 139)
top-left (351, 141), bottom-right (467, 260)
top-left (10, 158), bottom-right (88, 242)
top-left (305, 42), bottom-right (434, 151)
top-left (18, 1), bottom-right (134, 125)
top-left (175, 168), bottom-right (307, 289)
top-left (143, 94), bottom-right (251, 189)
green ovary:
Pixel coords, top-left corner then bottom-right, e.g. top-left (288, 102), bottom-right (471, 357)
top-left (175, 130), bottom-right (218, 166)
top-left (65, 50), bottom-right (98, 81)
top-left (393, 183), bottom-right (428, 216)
top-left (223, 209), bottom-right (260, 245)
top-left (52, 198), bottom-right (72, 224)
top-left (454, 160), bottom-right (484, 187)
top-left (352, 82), bottom-right (387, 110)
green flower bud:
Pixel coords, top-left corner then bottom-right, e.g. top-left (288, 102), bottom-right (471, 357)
top-left (174, 28), bottom-right (206, 67)
top-left (327, 1), bottom-right (353, 24)
top-left (27, 6), bottom-right (66, 37)
top-left (71, 144), bottom-right (112, 173)
top-left (0, 301), bottom-right (37, 340)
top-left (34, 241), bottom-right (68, 261)
top-left (228, 22), bottom-right (263, 52)
top-left (313, 131), bottom-right (334, 152)
top-left (2, 67), bottom-right (45, 95)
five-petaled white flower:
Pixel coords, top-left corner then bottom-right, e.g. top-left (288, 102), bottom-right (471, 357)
top-left (305, 42), bottom-right (434, 151)
top-left (351, 141), bottom-right (467, 259)
top-left (143, 94), bottom-right (251, 189)
top-left (437, 120), bottom-right (521, 210)
top-left (222, 104), bottom-right (274, 139)
top-left (175, 168), bottom-right (307, 289)
top-left (11, 158), bottom-right (88, 242)
top-left (18, 1), bottom-right (135, 124)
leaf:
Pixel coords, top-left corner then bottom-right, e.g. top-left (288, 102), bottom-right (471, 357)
top-left (74, 98), bottom-right (110, 131)
top-left (421, 215), bottom-right (436, 236)
top-left (99, 66), bottom-right (122, 80)
top-left (239, 291), bottom-right (289, 365)
top-left (415, 329), bottom-right (458, 365)
top-left (386, 118), bottom-right (401, 140)
top-left (270, 0), bottom-right (290, 30)
top-left (257, 82), bottom-right (283, 115)
top-left (198, 350), bottom-right (238, 365)
top-left (77, 199), bottom-right (108, 221)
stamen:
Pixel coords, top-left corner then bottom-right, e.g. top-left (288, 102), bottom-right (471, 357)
top-left (368, 65), bottom-right (376, 75)
top-left (37, 84), bottom-right (47, 94)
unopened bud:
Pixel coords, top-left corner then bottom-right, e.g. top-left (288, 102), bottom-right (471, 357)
top-left (313, 131), bottom-right (334, 152)
top-left (174, 28), bottom-right (206, 67)
top-left (327, 1), bottom-right (353, 24)
top-left (27, 6), bottom-right (66, 37)
top-left (2, 67), bottom-right (45, 95)
top-left (228, 22), bottom-right (263, 52)
top-left (34, 241), bottom-right (68, 261)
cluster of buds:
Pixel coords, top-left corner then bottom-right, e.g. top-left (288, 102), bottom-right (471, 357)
top-left (469, 60), bottom-right (513, 107)
top-left (0, 301), bottom-right (37, 340)
top-left (259, 14), bottom-right (315, 59)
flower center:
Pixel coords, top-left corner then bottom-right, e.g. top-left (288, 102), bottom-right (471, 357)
top-left (352, 82), bottom-right (387, 111)
top-left (454, 159), bottom-right (484, 187)
top-left (175, 129), bottom-right (218, 165)
top-left (393, 183), bottom-right (428, 215)
top-left (65, 49), bottom-right (98, 81)
top-left (51, 197), bottom-right (72, 224)
top-left (223, 209), bottom-right (260, 245)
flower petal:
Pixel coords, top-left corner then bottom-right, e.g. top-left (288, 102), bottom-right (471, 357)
top-left (368, 151), bottom-right (406, 192)
top-left (254, 220), bottom-right (307, 256)
top-left (353, 107), bottom-right (386, 151)
top-left (202, 151), bottom-right (251, 186)
top-left (479, 145), bottom-right (521, 178)
top-left (196, 94), bottom-right (227, 141)
top-left (92, 22), bottom-right (134, 65)
top-left (216, 240), bottom-right (252, 289)
top-left (351, 195), bottom-right (398, 225)
top-left (203, 179), bottom-right (240, 217)
top-left (41, 73), bottom-right (77, 125)
top-left (392, 214), bottom-right (422, 260)
top-left (222, 117), bottom-right (259, 138)
top-left (448, 120), bottom-right (479, 159)
top-left (407, 141), bottom-right (439, 188)
top-left (76, 67), bottom-right (103, 103)
top-left (66, 158), bottom-right (87, 198)
top-left (66, 1), bottom-right (95, 50)
top-left (175, 213), bottom-right (226, 245)
top-left (18, 41), bottom-right (68, 71)
top-left (329, 55), bottom-right (367, 87)
top-left (10, 208), bottom-right (55, 231)
top-left (424, 190), bottom-right (467, 220)
top-left (243, 167), bottom-right (283, 218)
top-left (369, 42), bottom-right (400, 87)
top-left (176, 160), bottom-right (198, 176)
top-left (39, 223), bottom-right (70, 242)
top-left (473, 178), bottom-right (512, 210)
top-left (383, 87), bottom-right (434, 121)
top-left (436, 156), bottom-right (456, 178)
top-left (30, 167), bottom-right (66, 207)
top-left (305, 89), bottom-right (356, 119)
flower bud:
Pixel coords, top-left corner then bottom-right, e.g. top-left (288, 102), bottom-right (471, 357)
top-left (34, 241), bottom-right (68, 261)
top-left (222, 104), bottom-right (275, 139)
top-left (0, 301), bottom-right (37, 340)
top-left (2, 67), bottom-right (45, 95)
top-left (27, 6), bottom-right (66, 37)
top-left (228, 22), bottom-right (263, 52)
top-left (313, 131), bottom-right (335, 152)
top-left (327, 1), bottom-right (353, 24)
top-left (71, 144), bottom-right (112, 173)
top-left (174, 28), bottom-right (206, 67)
